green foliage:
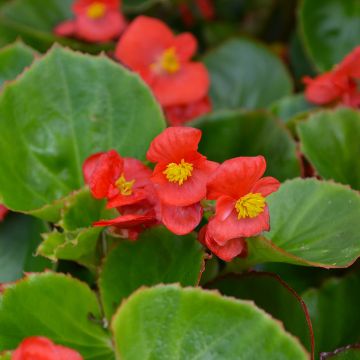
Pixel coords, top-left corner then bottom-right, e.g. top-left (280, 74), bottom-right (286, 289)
top-left (99, 227), bottom-right (204, 320)
top-left (112, 285), bottom-right (309, 360)
top-left (298, 108), bottom-right (360, 190)
top-left (300, 0), bottom-right (360, 71)
top-left (204, 38), bottom-right (292, 110)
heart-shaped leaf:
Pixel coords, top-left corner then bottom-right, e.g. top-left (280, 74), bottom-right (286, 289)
top-left (206, 272), bottom-right (314, 355)
top-left (0, 272), bottom-right (114, 360)
top-left (112, 285), bottom-right (309, 359)
top-left (203, 38), bottom-right (292, 110)
top-left (0, 213), bottom-right (51, 282)
top-left (0, 46), bottom-right (165, 221)
top-left (192, 110), bottom-right (301, 181)
top-left (232, 178), bottom-right (360, 268)
top-left (302, 272), bottom-right (360, 357)
top-left (298, 108), bottom-right (360, 190)
top-left (0, 41), bottom-right (35, 87)
top-left (299, 0), bottom-right (360, 71)
top-left (99, 227), bottom-right (205, 320)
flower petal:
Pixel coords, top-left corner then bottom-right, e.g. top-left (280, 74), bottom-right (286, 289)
top-left (251, 176), bottom-right (280, 197)
top-left (161, 202), bottom-right (203, 235)
top-left (207, 156), bottom-right (267, 200)
top-left (82, 152), bottom-right (104, 184)
top-left (94, 213), bottom-right (155, 228)
top-left (174, 33), bottom-right (197, 62)
top-left (54, 20), bottom-right (76, 37)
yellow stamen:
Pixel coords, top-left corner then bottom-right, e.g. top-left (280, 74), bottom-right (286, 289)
top-left (87, 2), bottom-right (106, 19)
top-left (115, 174), bottom-right (135, 196)
top-left (235, 193), bottom-right (265, 219)
top-left (151, 47), bottom-right (180, 74)
top-left (163, 159), bottom-right (193, 185)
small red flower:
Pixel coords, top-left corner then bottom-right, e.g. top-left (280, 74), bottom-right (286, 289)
top-left (12, 336), bottom-right (82, 360)
top-left (206, 156), bottom-right (280, 243)
top-left (199, 225), bottom-right (246, 262)
top-left (115, 16), bottom-right (210, 107)
top-left (304, 46), bottom-right (360, 108)
top-left (83, 150), bottom-right (151, 208)
top-left (164, 96), bottom-right (212, 126)
top-left (147, 127), bottom-right (218, 207)
top-left (55, 0), bottom-right (126, 43)
top-left (0, 205), bottom-right (8, 222)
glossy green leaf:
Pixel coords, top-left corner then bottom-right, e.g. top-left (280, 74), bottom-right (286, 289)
top-left (0, 0), bottom-right (111, 53)
top-left (0, 213), bottom-right (51, 282)
top-left (192, 110), bottom-right (301, 181)
top-left (270, 94), bottom-right (316, 124)
top-left (0, 41), bottom-right (35, 87)
top-left (299, 0), bottom-right (360, 71)
top-left (204, 38), bottom-right (292, 110)
top-left (321, 346), bottom-right (360, 360)
top-left (0, 273), bottom-right (114, 360)
top-left (112, 285), bottom-right (309, 359)
top-left (99, 227), bottom-right (204, 320)
top-left (302, 272), bottom-right (360, 357)
top-left (234, 178), bottom-right (360, 268)
top-left (0, 46), bottom-right (165, 221)
top-left (207, 273), bottom-right (313, 353)
top-left (298, 108), bottom-right (360, 190)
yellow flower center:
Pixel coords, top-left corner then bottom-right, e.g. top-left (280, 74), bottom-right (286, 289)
top-left (151, 48), bottom-right (181, 74)
top-left (87, 2), bottom-right (106, 19)
top-left (115, 174), bottom-right (135, 196)
top-left (163, 159), bottom-right (193, 185)
top-left (235, 193), bottom-right (266, 219)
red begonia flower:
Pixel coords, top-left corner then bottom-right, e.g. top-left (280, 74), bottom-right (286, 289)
top-left (147, 127), bottom-right (218, 206)
top-left (0, 205), bottom-right (8, 222)
top-left (206, 156), bottom-right (280, 243)
top-left (199, 225), bottom-right (246, 262)
top-left (83, 151), bottom-right (150, 208)
top-left (12, 336), bottom-right (82, 360)
top-left (55, 0), bottom-right (126, 43)
top-left (164, 96), bottom-right (212, 126)
top-left (115, 16), bottom-right (209, 107)
top-left (161, 202), bottom-right (203, 235)
top-left (196, 0), bottom-right (215, 20)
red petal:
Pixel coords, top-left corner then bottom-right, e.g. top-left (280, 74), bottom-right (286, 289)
top-left (73, 0), bottom-right (120, 14)
top-left (207, 156), bottom-right (267, 200)
top-left (115, 16), bottom-right (174, 70)
top-left (94, 213), bottom-right (156, 228)
top-left (89, 150), bottom-right (124, 199)
top-left (0, 205), bottom-right (8, 222)
top-left (161, 202), bottom-right (203, 235)
top-left (196, 0), bottom-right (215, 20)
top-left (106, 189), bottom-right (148, 208)
top-left (208, 206), bottom-right (270, 243)
top-left (54, 21), bottom-right (76, 37)
top-left (251, 176), bottom-right (280, 197)
top-left (147, 127), bottom-right (202, 163)
top-left (123, 158), bottom-right (152, 188)
top-left (152, 62), bottom-right (209, 107)
top-left (174, 33), bottom-right (197, 62)
top-left (75, 11), bottom-right (126, 43)
top-left (82, 152), bottom-right (104, 184)
top-left (56, 345), bottom-right (83, 360)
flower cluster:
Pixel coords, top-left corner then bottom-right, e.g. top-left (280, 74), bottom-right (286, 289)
top-left (85, 127), bottom-right (280, 261)
top-left (10, 336), bottom-right (82, 360)
top-left (55, 8), bottom-right (212, 125)
top-left (55, 0), bottom-right (126, 42)
top-left (304, 46), bottom-right (360, 108)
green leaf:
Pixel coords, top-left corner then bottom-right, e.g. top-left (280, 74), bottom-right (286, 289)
top-left (0, 46), bottom-right (165, 221)
top-left (298, 108), bottom-right (360, 190)
top-left (299, 0), bottom-right (360, 71)
top-left (112, 285), bottom-right (309, 359)
top-left (204, 38), bottom-right (292, 111)
top-left (235, 178), bottom-right (360, 268)
top-left (0, 352), bottom-right (11, 360)
top-left (321, 346), bottom-right (360, 360)
top-left (192, 110), bottom-right (301, 181)
top-left (123, 0), bottom-right (161, 13)
top-left (270, 94), bottom-right (316, 124)
top-left (0, 213), bottom-right (51, 282)
top-left (99, 227), bottom-right (204, 320)
top-left (302, 272), bottom-right (360, 357)
top-left (0, 0), bottom-right (112, 53)
top-left (0, 272), bottom-right (114, 360)
top-left (206, 273), bottom-right (313, 353)
top-left (0, 41), bottom-right (35, 87)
